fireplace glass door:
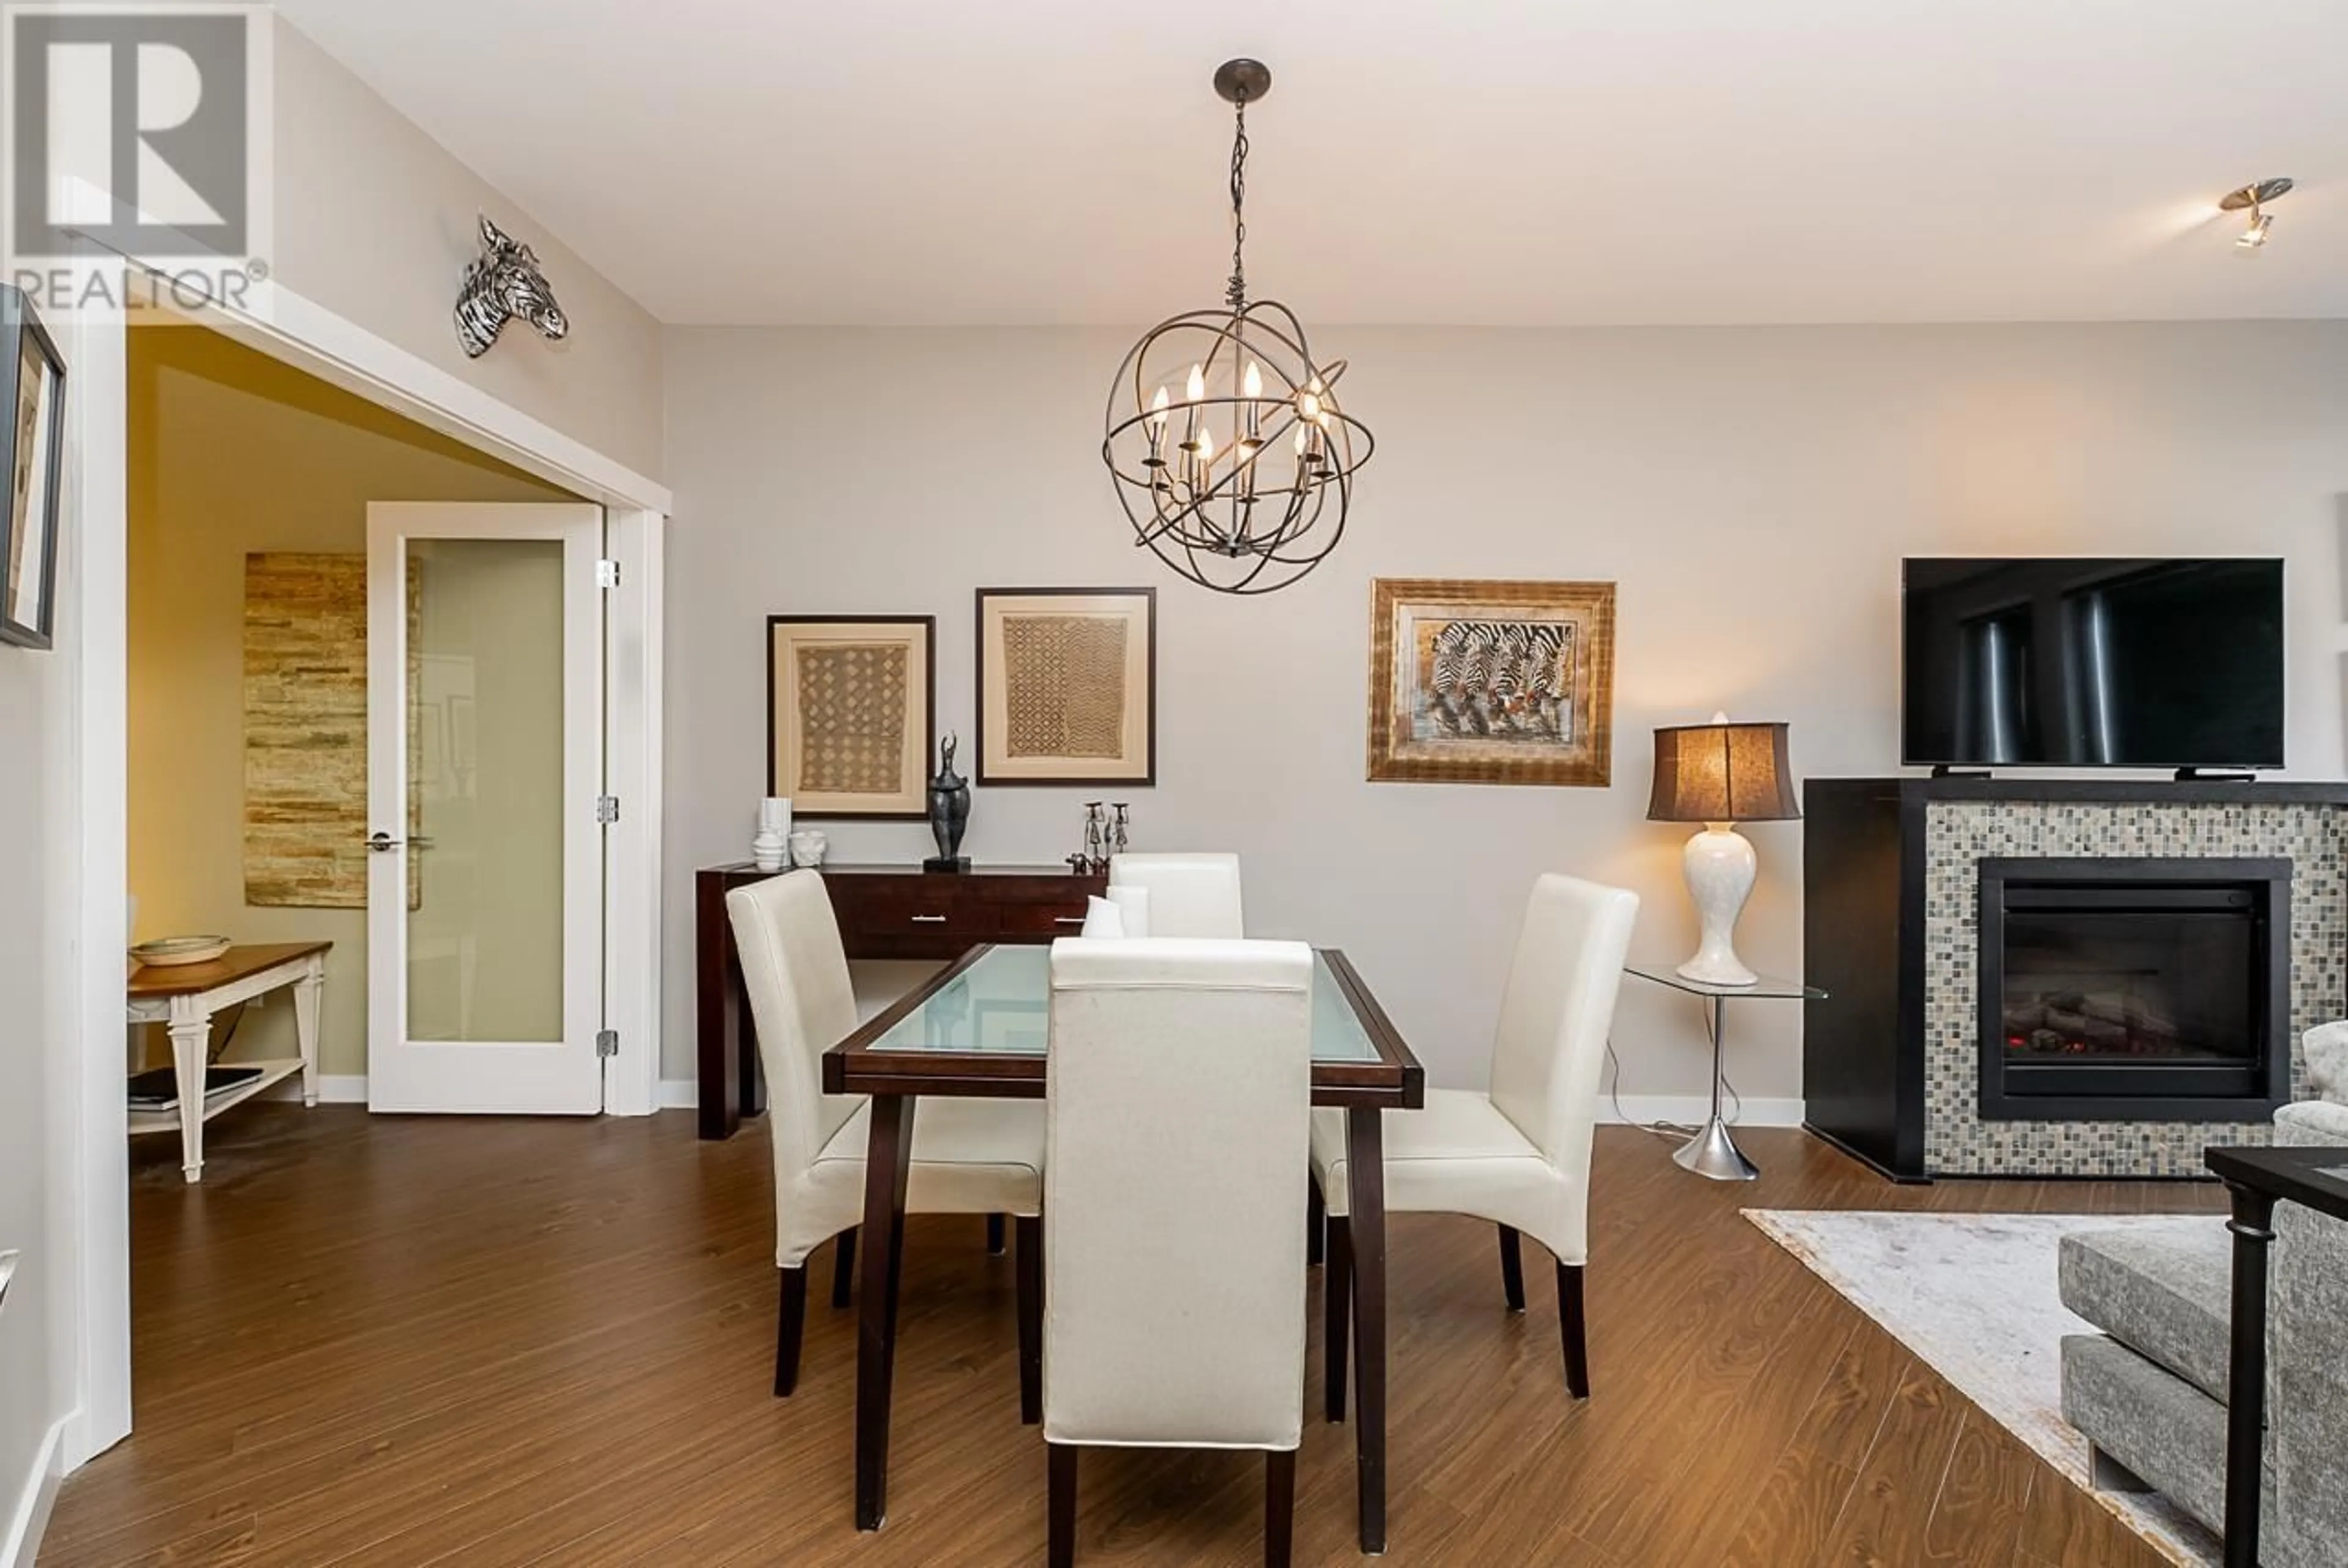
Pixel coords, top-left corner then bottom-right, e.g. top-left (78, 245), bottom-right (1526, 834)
top-left (1977, 859), bottom-right (2289, 1122)
top-left (2001, 902), bottom-right (2254, 1065)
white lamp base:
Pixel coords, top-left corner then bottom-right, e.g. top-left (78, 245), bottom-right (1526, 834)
top-left (1677, 823), bottom-right (1759, 987)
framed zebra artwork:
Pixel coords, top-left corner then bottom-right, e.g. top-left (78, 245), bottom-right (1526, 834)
top-left (1367, 578), bottom-right (1617, 787)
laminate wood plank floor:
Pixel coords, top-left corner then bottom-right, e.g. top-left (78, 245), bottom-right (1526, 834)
top-left (43, 1109), bottom-right (2221, 1567)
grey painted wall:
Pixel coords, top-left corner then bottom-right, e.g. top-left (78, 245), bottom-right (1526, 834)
top-left (660, 322), bottom-right (2348, 1103)
top-left (270, 19), bottom-right (668, 482)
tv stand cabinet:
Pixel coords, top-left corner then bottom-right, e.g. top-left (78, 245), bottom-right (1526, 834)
top-left (1802, 775), bottom-right (2348, 1180)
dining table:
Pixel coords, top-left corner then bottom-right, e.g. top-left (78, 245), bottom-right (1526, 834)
top-left (822, 940), bottom-right (1426, 1553)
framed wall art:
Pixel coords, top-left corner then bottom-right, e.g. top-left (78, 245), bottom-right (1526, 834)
top-left (1, 284), bottom-right (66, 650)
top-left (1367, 578), bottom-right (1617, 787)
top-left (975, 587), bottom-right (1156, 786)
top-left (767, 615), bottom-right (937, 819)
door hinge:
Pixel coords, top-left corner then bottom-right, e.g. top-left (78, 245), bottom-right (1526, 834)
top-left (596, 795), bottom-right (620, 824)
top-left (596, 1028), bottom-right (619, 1059)
top-left (596, 558), bottom-right (621, 589)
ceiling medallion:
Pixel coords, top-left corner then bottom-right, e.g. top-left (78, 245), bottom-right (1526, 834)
top-left (1102, 59), bottom-right (1373, 595)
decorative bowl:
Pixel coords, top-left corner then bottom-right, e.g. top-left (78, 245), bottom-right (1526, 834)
top-left (130, 936), bottom-right (233, 968)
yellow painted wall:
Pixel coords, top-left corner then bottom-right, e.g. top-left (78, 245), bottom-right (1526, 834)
top-left (127, 325), bottom-right (574, 1078)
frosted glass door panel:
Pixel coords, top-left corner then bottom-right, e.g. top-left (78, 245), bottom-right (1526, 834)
top-left (405, 537), bottom-right (565, 1043)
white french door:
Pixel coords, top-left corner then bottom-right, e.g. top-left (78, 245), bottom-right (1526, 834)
top-left (365, 502), bottom-right (606, 1114)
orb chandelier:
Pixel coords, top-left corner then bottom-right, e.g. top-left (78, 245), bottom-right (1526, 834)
top-left (1102, 59), bottom-right (1373, 595)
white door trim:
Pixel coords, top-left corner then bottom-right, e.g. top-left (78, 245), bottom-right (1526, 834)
top-left (61, 255), bottom-right (668, 1476)
top-left (600, 508), bottom-right (664, 1117)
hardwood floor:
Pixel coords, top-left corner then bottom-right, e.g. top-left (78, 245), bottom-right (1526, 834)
top-left (43, 1108), bottom-right (2220, 1566)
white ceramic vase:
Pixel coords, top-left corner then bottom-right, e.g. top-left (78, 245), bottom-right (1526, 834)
top-left (753, 798), bottom-right (792, 871)
top-left (1677, 824), bottom-right (1759, 986)
top-left (751, 827), bottom-right (786, 874)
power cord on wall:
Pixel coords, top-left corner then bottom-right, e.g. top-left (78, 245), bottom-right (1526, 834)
top-left (1603, 993), bottom-right (1743, 1142)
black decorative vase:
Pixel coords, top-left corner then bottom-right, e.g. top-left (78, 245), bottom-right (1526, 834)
top-left (925, 732), bottom-right (972, 872)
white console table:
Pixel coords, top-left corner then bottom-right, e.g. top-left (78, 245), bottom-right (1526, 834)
top-left (125, 941), bottom-right (329, 1183)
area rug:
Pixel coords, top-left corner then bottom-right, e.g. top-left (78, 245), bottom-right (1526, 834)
top-left (1746, 1209), bottom-right (2223, 1567)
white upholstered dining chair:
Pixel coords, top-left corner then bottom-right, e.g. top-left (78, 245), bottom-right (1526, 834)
top-left (1311, 873), bottom-right (1638, 1407)
top-left (1106, 852), bottom-right (1245, 938)
top-left (726, 870), bottom-right (1046, 1405)
top-left (1043, 938), bottom-right (1315, 1568)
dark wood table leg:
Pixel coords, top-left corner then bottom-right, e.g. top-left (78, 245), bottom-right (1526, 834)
top-left (695, 871), bottom-right (742, 1140)
top-left (1346, 1107), bottom-right (1389, 1555)
top-left (855, 1094), bottom-right (916, 1530)
top-left (2221, 1180), bottom-right (2278, 1568)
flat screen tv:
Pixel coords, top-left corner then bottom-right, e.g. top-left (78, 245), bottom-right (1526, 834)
top-left (1902, 558), bottom-right (2284, 771)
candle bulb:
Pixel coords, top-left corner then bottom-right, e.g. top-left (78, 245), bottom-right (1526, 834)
top-left (1242, 359), bottom-right (1264, 438)
top-left (1146, 385), bottom-right (1170, 463)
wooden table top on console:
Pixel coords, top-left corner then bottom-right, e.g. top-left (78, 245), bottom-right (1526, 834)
top-left (694, 863), bottom-right (1106, 1139)
top-left (128, 940), bottom-right (334, 998)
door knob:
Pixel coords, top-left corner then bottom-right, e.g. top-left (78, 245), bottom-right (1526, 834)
top-left (367, 832), bottom-right (403, 853)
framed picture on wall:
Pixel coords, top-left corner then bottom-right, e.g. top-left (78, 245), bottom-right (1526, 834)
top-left (767, 615), bottom-right (937, 819)
top-left (1, 285), bottom-right (66, 650)
top-left (975, 587), bottom-right (1156, 786)
top-left (1367, 578), bottom-right (1617, 787)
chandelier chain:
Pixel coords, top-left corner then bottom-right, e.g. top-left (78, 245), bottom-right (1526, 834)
top-left (1225, 100), bottom-right (1248, 312)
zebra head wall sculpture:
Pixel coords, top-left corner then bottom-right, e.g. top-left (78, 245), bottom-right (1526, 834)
top-left (454, 215), bottom-right (569, 359)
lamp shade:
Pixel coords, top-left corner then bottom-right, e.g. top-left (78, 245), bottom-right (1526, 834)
top-left (1647, 721), bottom-right (1800, 824)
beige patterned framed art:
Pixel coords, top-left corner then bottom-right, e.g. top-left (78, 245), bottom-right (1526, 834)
top-left (1367, 578), bottom-right (1617, 787)
top-left (975, 587), bottom-right (1156, 786)
top-left (767, 616), bottom-right (936, 819)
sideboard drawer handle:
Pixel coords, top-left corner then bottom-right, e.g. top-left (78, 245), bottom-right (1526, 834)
top-left (1054, 917), bottom-right (1084, 926)
top-left (909, 914), bottom-right (948, 924)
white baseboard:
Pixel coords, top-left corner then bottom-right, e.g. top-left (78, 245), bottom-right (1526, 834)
top-left (657, 1079), bottom-right (698, 1110)
top-left (1598, 1095), bottom-right (1806, 1129)
top-left (2, 1415), bottom-right (67, 1568)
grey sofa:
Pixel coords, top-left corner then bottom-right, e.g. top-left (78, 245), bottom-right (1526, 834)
top-left (2056, 1026), bottom-right (2348, 1568)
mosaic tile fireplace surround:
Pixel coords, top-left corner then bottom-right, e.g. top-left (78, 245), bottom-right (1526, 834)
top-left (1803, 778), bottom-right (2347, 1180)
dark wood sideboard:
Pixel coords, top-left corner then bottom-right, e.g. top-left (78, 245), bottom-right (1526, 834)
top-left (695, 863), bottom-right (1107, 1139)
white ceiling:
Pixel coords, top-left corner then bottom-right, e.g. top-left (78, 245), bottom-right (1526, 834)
top-left (274, 0), bottom-right (2347, 327)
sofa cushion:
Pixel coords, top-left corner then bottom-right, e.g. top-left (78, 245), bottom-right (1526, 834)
top-left (2301, 1019), bottom-right (2348, 1100)
top-left (2059, 1333), bottom-right (2265, 1541)
top-left (2270, 1110), bottom-right (2348, 1568)
top-left (2275, 1099), bottom-right (2348, 1141)
top-left (2058, 1220), bottom-right (2232, 1404)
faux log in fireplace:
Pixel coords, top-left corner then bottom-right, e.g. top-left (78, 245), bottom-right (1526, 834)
top-left (1976, 858), bottom-right (2291, 1122)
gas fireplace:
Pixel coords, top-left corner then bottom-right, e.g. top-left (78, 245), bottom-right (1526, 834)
top-left (1976, 858), bottom-right (2292, 1122)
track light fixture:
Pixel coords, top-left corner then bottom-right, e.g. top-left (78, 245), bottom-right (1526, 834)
top-left (2220, 179), bottom-right (2293, 250)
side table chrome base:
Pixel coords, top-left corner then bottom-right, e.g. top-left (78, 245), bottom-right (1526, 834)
top-left (1673, 1116), bottom-right (1760, 1182)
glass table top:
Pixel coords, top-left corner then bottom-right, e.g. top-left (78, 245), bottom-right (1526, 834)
top-left (1625, 965), bottom-right (1827, 1002)
top-left (862, 944), bottom-right (1382, 1064)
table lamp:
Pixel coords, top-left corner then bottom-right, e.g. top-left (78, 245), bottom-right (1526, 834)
top-left (1647, 715), bottom-right (1800, 987)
